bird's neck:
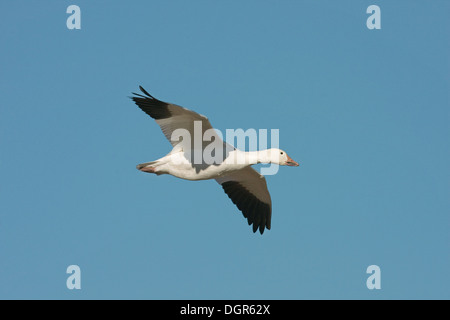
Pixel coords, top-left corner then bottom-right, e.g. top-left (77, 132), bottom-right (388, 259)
top-left (245, 150), bottom-right (272, 165)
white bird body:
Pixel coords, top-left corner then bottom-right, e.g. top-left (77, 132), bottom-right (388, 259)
top-left (142, 149), bottom-right (279, 181)
top-left (147, 150), bottom-right (242, 181)
top-left (131, 86), bottom-right (299, 234)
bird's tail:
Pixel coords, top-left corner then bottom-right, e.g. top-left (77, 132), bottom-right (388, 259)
top-left (136, 161), bottom-right (157, 171)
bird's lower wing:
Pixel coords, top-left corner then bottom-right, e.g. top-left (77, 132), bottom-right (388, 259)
top-left (216, 167), bottom-right (272, 234)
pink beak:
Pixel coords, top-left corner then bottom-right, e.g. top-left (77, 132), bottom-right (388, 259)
top-left (286, 155), bottom-right (299, 167)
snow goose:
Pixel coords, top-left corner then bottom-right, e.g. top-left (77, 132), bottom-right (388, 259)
top-left (131, 86), bottom-right (299, 234)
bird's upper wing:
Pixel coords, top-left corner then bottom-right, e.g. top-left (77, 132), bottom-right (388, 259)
top-left (216, 167), bottom-right (272, 234)
top-left (131, 86), bottom-right (223, 148)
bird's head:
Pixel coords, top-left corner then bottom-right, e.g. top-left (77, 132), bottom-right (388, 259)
top-left (267, 148), bottom-right (299, 166)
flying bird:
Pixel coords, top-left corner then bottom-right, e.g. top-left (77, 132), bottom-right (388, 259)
top-left (131, 86), bottom-right (299, 234)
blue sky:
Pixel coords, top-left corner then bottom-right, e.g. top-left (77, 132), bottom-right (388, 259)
top-left (0, 1), bottom-right (449, 299)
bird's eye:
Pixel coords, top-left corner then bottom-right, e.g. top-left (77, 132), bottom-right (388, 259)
top-left (280, 152), bottom-right (284, 155)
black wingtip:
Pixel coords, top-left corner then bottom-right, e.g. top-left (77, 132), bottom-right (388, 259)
top-left (221, 181), bottom-right (271, 236)
top-left (139, 85), bottom-right (155, 99)
top-left (251, 224), bottom-right (265, 235)
top-left (131, 92), bottom-right (148, 99)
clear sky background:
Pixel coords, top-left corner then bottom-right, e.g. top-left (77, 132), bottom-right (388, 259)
top-left (0, 1), bottom-right (449, 299)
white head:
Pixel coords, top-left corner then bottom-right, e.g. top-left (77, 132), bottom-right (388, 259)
top-left (264, 148), bottom-right (299, 166)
